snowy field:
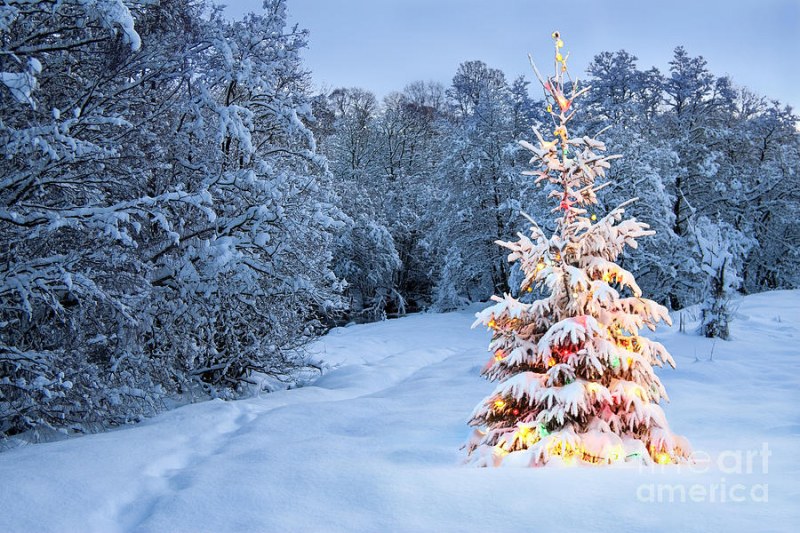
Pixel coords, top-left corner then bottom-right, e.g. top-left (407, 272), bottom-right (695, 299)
top-left (1, 290), bottom-right (798, 532)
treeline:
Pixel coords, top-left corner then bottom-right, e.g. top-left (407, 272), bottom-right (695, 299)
top-left (1, 0), bottom-right (797, 439)
top-left (315, 51), bottom-right (799, 320)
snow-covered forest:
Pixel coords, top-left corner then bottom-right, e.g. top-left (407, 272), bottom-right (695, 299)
top-left (1, 0), bottom-right (798, 442)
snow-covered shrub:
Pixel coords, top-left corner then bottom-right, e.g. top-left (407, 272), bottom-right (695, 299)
top-left (695, 218), bottom-right (752, 339)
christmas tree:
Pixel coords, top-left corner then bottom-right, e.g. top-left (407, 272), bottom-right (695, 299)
top-left (465, 32), bottom-right (691, 467)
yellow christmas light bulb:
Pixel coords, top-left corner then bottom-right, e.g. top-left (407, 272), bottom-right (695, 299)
top-left (493, 444), bottom-right (510, 458)
top-left (556, 39), bottom-right (564, 48)
top-left (553, 91), bottom-right (571, 111)
top-left (656, 452), bottom-right (671, 465)
top-left (556, 52), bottom-right (564, 62)
top-left (602, 272), bottom-right (611, 282)
top-left (488, 319), bottom-right (497, 328)
top-left (546, 104), bottom-right (553, 113)
top-left (591, 213), bottom-right (597, 221)
top-left (494, 350), bottom-right (505, 361)
top-left (547, 357), bottom-right (556, 367)
top-left (526, 286), bottom-right (533, 293)
top-left (494, 399), bottom-right (506, 408)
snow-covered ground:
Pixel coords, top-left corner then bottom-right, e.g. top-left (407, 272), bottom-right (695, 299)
top-left (1, 291), bottom-right (798, 532)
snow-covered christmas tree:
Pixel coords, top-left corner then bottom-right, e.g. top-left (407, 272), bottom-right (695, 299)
top-left (466, 32), bottom-right (691, 467)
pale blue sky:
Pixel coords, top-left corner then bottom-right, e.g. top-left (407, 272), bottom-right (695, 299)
top-left (224, 0), bottom-right (800, 109)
